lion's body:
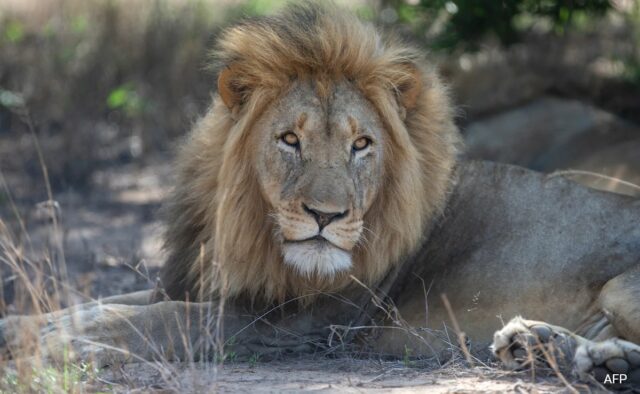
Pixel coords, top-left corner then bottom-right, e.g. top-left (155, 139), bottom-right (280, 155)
top-left (1, 2), bottom-right (639, 388)
top-left (375, 162), bottom-right (640, 357)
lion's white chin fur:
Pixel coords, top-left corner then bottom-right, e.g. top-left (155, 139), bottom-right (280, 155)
top-left (282, 241), bottom-right (352, 278)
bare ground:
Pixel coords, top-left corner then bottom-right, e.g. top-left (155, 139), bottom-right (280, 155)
top-left (93, 358), bottom-right (580, 393)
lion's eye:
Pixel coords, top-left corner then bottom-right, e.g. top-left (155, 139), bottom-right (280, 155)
top-left (281, 132), bottom-right (299, 147)
top-left (352, 137), bottom-right (371, 151)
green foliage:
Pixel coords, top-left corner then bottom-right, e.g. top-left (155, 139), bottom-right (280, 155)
top-left (1, 362), bottom-right (100, 393)
top-left (624, 62), bottom-right (640, 84)
top-left (622, 3), bottom-right (640, 84)
top-left (4, 20), bottom-right (25, 43)
top-left (355, 5), bottom-right (376, 21)
top-left (249, 353), bottom-right (261, 367)
top-left (386, 0), bottom-right (612, 50)
top-left (107, 83), bottom-right (147, 117)
top-left (225, 351), bottom-right (238, 363)
top-left (242, 0), bottom-right (288, 16)
top-left (71, 16), bottom-right (89, 34)
top-left (402, 345), bottom-right (414, 367)
top-left (0, 89), bottom-right (25, 109)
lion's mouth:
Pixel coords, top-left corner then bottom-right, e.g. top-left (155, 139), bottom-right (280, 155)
top-left (281, 235), bottom-right (353, 277)
top-left (283, 235), bottom-right (349, 252)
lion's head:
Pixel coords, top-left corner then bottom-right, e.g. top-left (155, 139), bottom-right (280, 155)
top-left (250, 78), bottom-right (385, 277)
top-left (160, 2), bottom-right (460, 302)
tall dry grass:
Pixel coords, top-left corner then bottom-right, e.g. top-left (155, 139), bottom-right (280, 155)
top-left (0, 1), bottom-right (253, 391)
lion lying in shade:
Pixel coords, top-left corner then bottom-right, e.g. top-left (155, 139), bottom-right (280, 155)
top-left (1, 2), bottom-right (638, 389)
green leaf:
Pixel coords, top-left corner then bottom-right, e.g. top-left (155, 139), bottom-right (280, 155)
top-left (4, 21), bottom-right (25, 43)
top-left (71, 16), bottom-right (88, 34)
top-left (107, 83), bottom-right (147, 117)
top-left (107, 86), bottom-right (129, 109)
top-left (0, 89), bottom-right (25, 109)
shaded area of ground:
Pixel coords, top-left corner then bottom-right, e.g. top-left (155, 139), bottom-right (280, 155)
top-left (0, 159), bottom-right (169, 311)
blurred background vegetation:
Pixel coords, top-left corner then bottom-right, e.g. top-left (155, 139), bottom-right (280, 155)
top-left (384, 0), bottom-right (612, 48)
top-left (0, 0), bottom-right (639, 196)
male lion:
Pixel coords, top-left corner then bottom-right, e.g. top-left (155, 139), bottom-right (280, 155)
top-left (1, 2), bottom-right (639, 389)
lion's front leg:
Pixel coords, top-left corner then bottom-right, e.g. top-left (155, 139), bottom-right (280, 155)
top-left (1, 301), bottom-right (232, 367)
top-left (1, 296), bottom-right (360, 367)
top-left (1, 306), bottom-right (127, 366)
top-left (492, 317), bottom-right (640, 389)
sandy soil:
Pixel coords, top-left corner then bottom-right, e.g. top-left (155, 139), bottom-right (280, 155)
top-left (93, 358), bottom-right (580, 393)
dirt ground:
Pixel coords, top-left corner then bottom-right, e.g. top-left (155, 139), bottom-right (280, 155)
top-left (95, 358), bottom-right (579, 393)
top-left (0, 158), bottom-right (168, 312)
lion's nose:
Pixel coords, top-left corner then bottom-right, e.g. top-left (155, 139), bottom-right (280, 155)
top-left (302, 203), bottom-right (348, 231)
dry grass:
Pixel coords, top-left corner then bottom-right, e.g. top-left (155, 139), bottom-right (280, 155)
top-left (0, 187), bottom-right (219, 392)
top-left (0, 4), bottom-right (290, 387)
top-left (550, 169), bottom-right (640, 197)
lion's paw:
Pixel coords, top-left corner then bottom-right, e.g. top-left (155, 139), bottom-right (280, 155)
top-left (574, 338), bottom-right (640, 389)
top-left (491, 317), bottom-right (579, 373)
top-left (0, 315), bottom-right (43, 359)
top-left (0, 309), bottom-right (131, 367)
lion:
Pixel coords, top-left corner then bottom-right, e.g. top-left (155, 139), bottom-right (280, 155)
top-left (1, 2), bottom-right (639, 389)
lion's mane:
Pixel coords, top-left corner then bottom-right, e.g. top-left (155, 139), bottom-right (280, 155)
top-left (160, 2), bottom-right (460, 303)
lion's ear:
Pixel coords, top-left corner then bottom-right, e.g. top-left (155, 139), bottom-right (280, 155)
top-left (395, 63), bottom-right (423, 115)
top-left (217, 65), bottom-right (246, 113)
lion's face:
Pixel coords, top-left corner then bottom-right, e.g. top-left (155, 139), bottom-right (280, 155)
top-left (252, 80), bottom-right (385, 277)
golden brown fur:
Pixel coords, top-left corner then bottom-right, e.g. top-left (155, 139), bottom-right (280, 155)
top-left (159, 2), bottom-right (460, 302)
